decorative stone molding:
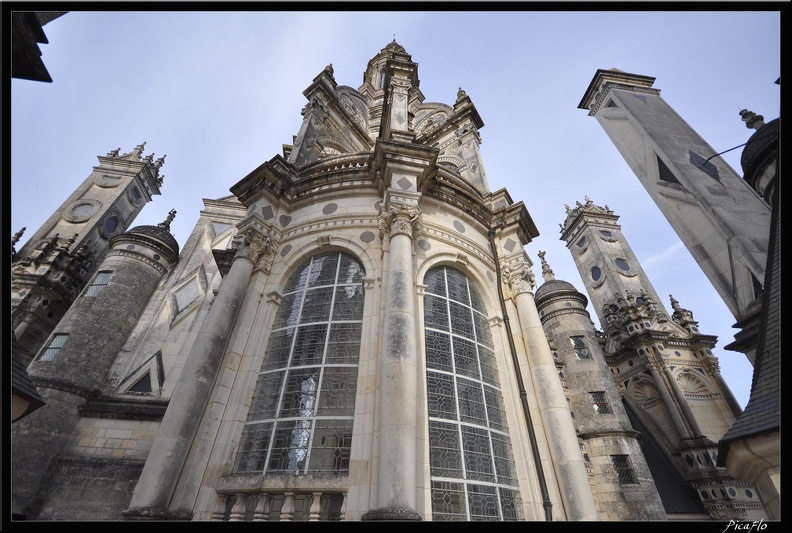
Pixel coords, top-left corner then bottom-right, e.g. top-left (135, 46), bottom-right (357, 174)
top-left (232, 226), bottom-right (278, 273)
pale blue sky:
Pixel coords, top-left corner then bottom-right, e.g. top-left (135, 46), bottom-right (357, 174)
top-left (10, 9), bottom-right (781, 408)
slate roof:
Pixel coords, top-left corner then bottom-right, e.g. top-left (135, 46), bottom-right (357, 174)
top-left (718, 159), bottom-right (781, 457)
top-left (623, 400), bottom-right (707, 515)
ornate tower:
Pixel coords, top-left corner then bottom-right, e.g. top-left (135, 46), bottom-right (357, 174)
top-left (11, 143), bottom-right (166, 364)
top-left (11, 212), bottom-right (179, 519)
top-left (560, 198), bottom-right (766, 520)
top-left (534, 252), bottom-right (666, 520)
top-left (578, 69), bottom-right (772, 363)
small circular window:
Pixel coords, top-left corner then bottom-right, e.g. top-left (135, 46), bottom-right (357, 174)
top-left (615, 258), bottom-right (630, 271)
top-left (576, 236), bottom-right (586, 247)
top-left (104, 216), bottom-right (119, 234)
top-left (591, 266), bottom-right (601, 281)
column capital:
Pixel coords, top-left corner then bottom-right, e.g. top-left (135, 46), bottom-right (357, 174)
top-left (232, 226), bottom-right (279, 272)
top-left (379, 199), bottom-right (421, 239)
top-left (502, 260), bottom-right (536, 298)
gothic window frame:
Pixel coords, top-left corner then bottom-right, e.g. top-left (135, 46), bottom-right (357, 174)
top-left (236, 250), bottom-right (364, 477)
top-left (423, 265), bottom-right (524, 521)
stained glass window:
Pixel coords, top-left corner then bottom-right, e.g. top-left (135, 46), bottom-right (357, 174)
top-left (424, 266), bottom-right (523, 521)
top-left (237, 251), bottom-right (363, 476)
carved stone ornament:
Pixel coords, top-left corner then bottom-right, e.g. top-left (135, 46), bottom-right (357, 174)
top-left (233, 227), bottom-right (269, 265)
top-left (502, 261), bottom-right (536, 296)
top-left (379, 202), bottom-right (421, 238)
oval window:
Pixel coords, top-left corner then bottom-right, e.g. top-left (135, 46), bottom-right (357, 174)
top-left (600, 230), bottom-right (612, 238)
top-left (105, 216), bottom-right (118, 234)
top-left (72, 203), bottom-right (95, 219)
top-left (615, 258), bottom-right (630, 271)
top-left (576, 236), bottom-right (586, 247)
top-left (591, 266), bottom-right (601, 281)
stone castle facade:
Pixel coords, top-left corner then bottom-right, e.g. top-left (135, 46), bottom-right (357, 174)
top-left (10, 42), bottom-right (772, 522)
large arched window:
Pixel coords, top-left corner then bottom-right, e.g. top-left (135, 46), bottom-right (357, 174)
top-left (423, 266), bottom-right (523, 521)
top-left (236, 251), bottom-right (364, 476)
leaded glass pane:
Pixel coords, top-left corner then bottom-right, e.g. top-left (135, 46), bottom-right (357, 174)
top-left (268, 419), bottom-right (312, 473)
top-left (445, 268), bottom-right (470, 304)
top-left (291, 325), bottom-right (327, 366)
top-left (473, 312), bottom-right (492, 346)
top-left (283, 262), bottom-right (311, 294)
top-left (249, 371), bottom-right (284, 419)
top-left (300, 287), bottom-right (334, 323)
top-left (484, 386), bottom-right (508, 432)
top-left (461, 426), bottom-right (495, 482)
top-left (467, 484), bottom-right (499, 521)
top-left (236, 422), bottom-right (273, 473)
top-left (424, 295), bottom-right (449, 331)
top-left (307, 253), bottom-right (339, 287)
top-left (318, 367), bottom-right (357, 415)
top-left (429, 421), bottom-right (464, 478)
top-left (491, 432), bottom-right (519, 486)
top-left (498, 488), bottom-right (524, 521)
top-left (338, 254), bottom-right (364, 285)
top-left (452, 337), bottom-right (480, 380)
top-left (449, 301), bottom-right (474, 338)
top-left (325, 323), bottom-right (362, 364)
top-left (431, 480), bottom-right (467, 521)
top-left (271, 293), bottom-right (300, 329)
top-left (427, 372), bottom-right (457, 420)
top-left (426, 330), bottom-right (453, 372)
top-left (478, 347), bottom-right (499, 386)
top-left (261, 328), bottom-right (295, 371)
top-left (468, 284), bottom-right (487, 314)
top-left (279, 369), bottom-right (319, 418)
top-left (306, 420), bottom-right (353, 474)
top-left (457, 378), bottom-right (487, 426)
top-left (332, 284), bottom-right (364, 321)
top-left (424, 269), bottom-right (447, 296)
top-left (39, 333), bottom-right (68, 362)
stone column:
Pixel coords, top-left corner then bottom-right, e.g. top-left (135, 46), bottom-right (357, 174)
top-left (504, 262), bottom-right (600, 521)
top-left (645, 356), bottom-right (696, 439)
top-left (363, 200), bottom-right (422, 521)
top-left (125, 226), bottom-right (268, 519)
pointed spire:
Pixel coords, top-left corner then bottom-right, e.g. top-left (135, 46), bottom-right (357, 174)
top-left (154, 154), bottom-right (166, 170)
top-left (131, 142), bottom-right (147, 159)
top-left (538, 250), bottom-right (556, 282)
top-left (158, 209), bottom-right (177, 231)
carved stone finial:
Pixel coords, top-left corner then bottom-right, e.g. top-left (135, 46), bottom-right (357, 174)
top-left (538, 250), bottom-right (556, 282)
top-left (739, 109), bottom-right (765, 130)
top-left (457, 87), bottom-right (467, 101)
top-left (325, 63), bottom-right (334, 76)
top-left (564, 204), bottom-right (571, 213)
top-left (107, 147), bottom-right (121, 157)
top-left (159, 209), bottom-right (177, 231)
top-left (12, 227), bottom-right (26, 246)
top-left (61, 233), bottom-right (78, 251)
